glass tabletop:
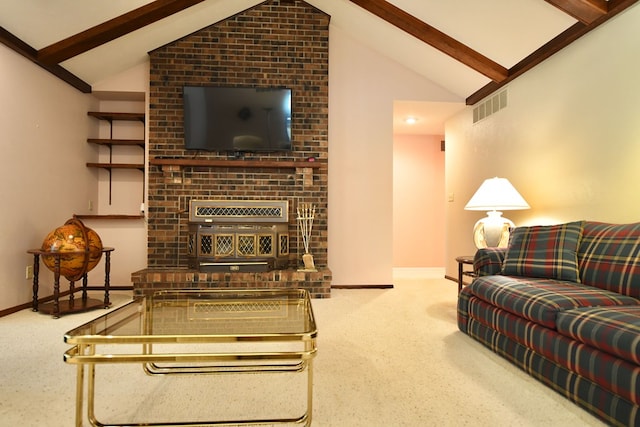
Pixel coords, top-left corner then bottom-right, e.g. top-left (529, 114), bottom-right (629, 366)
top-left (64, 289), bottom-right (317, 345)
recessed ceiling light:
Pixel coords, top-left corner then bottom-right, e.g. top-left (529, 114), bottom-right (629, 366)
top-left (405, 116), bottom-right (418, 125)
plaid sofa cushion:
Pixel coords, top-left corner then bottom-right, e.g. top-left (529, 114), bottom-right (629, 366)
top-left (578, 221), bottom-right (640, 298)
top-left (502, 221), bottom-right (584, 282)
top-left (468, 275), bottom-right (640, 328)
top-left (557, 306), bottom-right (640, 366)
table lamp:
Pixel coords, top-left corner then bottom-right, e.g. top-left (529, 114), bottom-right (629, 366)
top-left (464, 177), bottom-right (530, 248)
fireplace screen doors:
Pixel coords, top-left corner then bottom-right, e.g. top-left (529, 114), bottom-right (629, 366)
top-left (187, 200), bottom-right (290, 272)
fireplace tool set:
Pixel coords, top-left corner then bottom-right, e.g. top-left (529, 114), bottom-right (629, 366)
top-left (297, 203), bottom-right (317, 271)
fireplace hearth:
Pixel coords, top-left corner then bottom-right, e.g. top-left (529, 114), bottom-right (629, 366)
top-left (187, 200), bottom-right (290, 272)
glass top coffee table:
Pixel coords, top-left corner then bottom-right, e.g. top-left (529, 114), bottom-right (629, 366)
top-left (64, 289), bottom-right (318, 427)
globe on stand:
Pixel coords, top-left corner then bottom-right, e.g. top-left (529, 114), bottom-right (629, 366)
top-left (41, 218), bottom-right (103, 281)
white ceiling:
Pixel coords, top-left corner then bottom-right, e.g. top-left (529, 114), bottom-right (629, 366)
top-left (0, 0), bottom-right (582, 135)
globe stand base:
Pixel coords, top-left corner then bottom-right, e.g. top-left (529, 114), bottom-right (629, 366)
top-left (38, 298), bottom-right (110, 318)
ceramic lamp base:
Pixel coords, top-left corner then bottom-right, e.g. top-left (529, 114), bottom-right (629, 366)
top-left (472, 211), bottom-right (515, 248)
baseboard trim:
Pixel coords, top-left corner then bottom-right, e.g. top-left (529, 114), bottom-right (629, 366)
top-left (331, 284), bottom-right (394, 289)
top-left (0, 301), bottom-right (34, 318)
top-left (0, 288), bottom-right (73, 318)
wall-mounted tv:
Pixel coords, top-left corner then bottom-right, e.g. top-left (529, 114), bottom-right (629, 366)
top-left (183, 86), bottom-right (292, 153)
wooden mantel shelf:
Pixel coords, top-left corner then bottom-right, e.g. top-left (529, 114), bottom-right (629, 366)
top-left (149, 158), bottom-right (325, 169)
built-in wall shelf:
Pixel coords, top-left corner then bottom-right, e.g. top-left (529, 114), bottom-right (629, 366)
top-left (74, 214), bottom-right (144, 220)
top-left (88, 110), bottom-right (146, 206)
top-left (149, 158), bottom-right (325, 169)
top-left (88, 111), bottom-right (145, 123)
top-left (87, 138), bottom-right (145, 148)
top-left (86, 162), bottom-right (145, 171)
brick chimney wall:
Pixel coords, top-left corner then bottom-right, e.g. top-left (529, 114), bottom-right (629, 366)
top-left (146, 1), bottom-right (329, 270)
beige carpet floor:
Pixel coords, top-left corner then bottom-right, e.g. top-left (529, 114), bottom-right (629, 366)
top-left (0, 278), bottom-right (605, 426)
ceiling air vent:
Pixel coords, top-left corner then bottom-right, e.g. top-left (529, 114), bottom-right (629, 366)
top-left (473, 89), bottom-right (507, 124)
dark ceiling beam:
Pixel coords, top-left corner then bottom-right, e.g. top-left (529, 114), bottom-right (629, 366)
top-left (38, 0), bottom-right (206, 65)
top-left (348, 0), bottom-right (509, 82)
top-left (0, 27), bottom-right (91, 93)
top-left (467, 0), bottom-right (639, 105)
top-left (545, 0), bottom-right (608, 24)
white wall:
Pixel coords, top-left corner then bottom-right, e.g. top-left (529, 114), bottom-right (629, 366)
top-left (90, 30), bottom-right (458, 290)
top-left (7, 5), bottom-right (636, 309)
top-left (445, 5), bottom-right (640, 278)
top-left (3, 17), bottom-right (507, 310)
top-left (0, 45), bottom-right (97, 310)
top-left (0, 50), bottom-right (150, 311)
top-left (328, 26), bottom-right (460, 286)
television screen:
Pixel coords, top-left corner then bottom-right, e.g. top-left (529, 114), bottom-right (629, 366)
top-left (183, 86), bottom-right (292, 153)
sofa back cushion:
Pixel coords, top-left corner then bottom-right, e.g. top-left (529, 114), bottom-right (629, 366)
top-left (578, 221), bottom-right (640, 298)
top-left (502, 221), bottom-right (584, 282)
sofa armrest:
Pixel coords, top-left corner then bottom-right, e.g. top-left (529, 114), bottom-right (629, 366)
top-left (473, 247), bottom-right (507, 276)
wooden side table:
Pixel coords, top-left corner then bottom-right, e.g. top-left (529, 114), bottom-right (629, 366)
top-left (27, 247), bottom-right (114, 318)
top-left (455, 255), bottom-right (476, 292)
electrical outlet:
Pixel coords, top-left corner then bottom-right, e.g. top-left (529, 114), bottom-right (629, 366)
top-left (88, 200), bottom-right (94, 211)
top-left (25, 265), bottom-right (33, 280)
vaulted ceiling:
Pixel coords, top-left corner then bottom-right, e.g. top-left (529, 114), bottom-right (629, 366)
top-left (1, 0), bottom-right (637, 134)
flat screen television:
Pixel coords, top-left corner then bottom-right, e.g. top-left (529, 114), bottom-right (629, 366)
top-left (183, 86), bottom-right (292, 153)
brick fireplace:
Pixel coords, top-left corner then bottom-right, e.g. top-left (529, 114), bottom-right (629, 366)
top-left (132, 0), bottom-right (331, 297)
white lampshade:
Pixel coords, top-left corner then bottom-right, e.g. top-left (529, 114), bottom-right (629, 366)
top-left (464, 177), bottom-right (530, 248)
top-left (464, 177), bottom-right (530, 211)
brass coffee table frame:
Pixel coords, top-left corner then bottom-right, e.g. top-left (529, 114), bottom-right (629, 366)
top-left (64, 289), bottom-right (318, 427)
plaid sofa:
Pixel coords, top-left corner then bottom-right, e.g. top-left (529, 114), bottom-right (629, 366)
top-left (458, 221), bottom-right (640, 426)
